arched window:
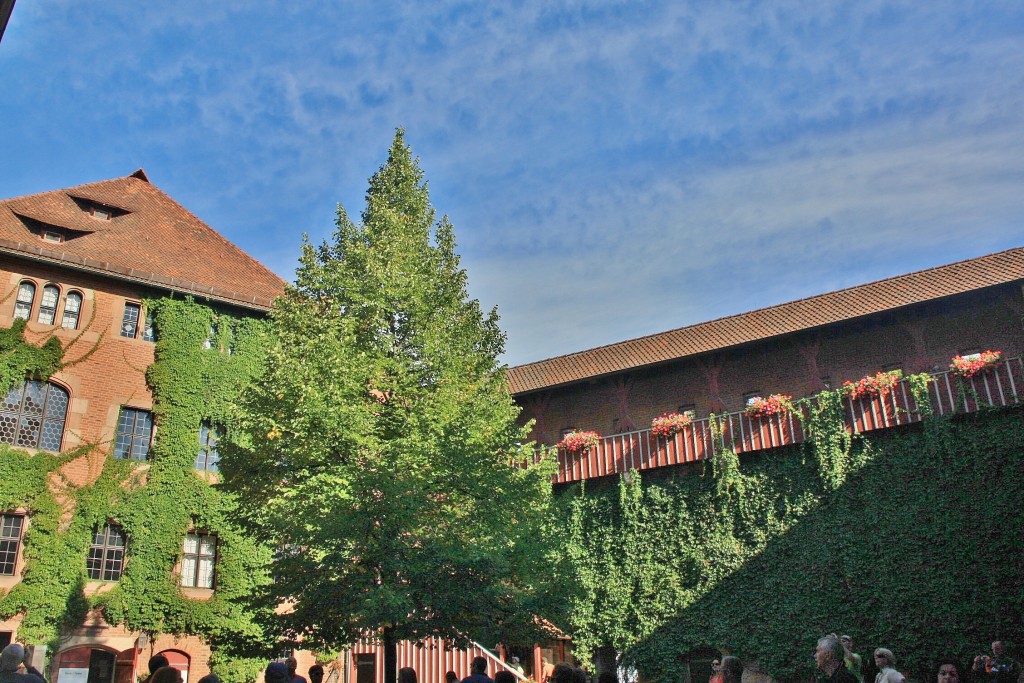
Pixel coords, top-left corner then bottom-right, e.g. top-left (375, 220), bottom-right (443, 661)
top-left (0, 380), bottom-right (70, 451)
top-left (37, 285), bottom-right (60, 325)
top-left (62, 291), bottom-right (83, 330)
top-left (13, 281), bottom-right (35, 320)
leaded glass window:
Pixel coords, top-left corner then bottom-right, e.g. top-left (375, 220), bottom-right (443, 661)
top-left (114, 408), bottom-right (152, 461)
top-left (86, 524), bottom-right (125, 581)
top-left (120, 302), bottom-right (140, 338)
top-left (37, 285), bottom-right (59, 325)
top-left (0, 380), bottom-right (69, 451)
top-left (62, 292), bottom-right (83, 330)
top-left (14, 282), bottom-right (35, 320)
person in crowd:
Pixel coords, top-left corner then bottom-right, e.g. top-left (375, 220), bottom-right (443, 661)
top-left (266, 662), bottom-right (291, 683)
top-left (287, 658), bottom-right (307, 683)
top-left (816, 634), bottom-right (858, 683)
top-left (151, 667), bottom-right (183, 683)
top-left (197, 675), bottom-right (220, 683)
top-left (709, 660), bottom-right (723, 683)
top-left (463, 657), bottom-right (494, 683)
top-left (935, 658), bottom-right (961, 683)
top-left (551, 663), bottom-right (575, 683)
top-left (508, 658), bottom-right (524, 676)
top-left (720, 657), bottom-right (743, 683)
top-left (143, 656), bottom-right (170, 683)
top-left (541, 658), bottom-right (554, 683)
top-left (0, 644), bottom-right (46, 683)
top-left (873, 649), bottom-right (905, 683)
top-left (597, 672), bottom-right (617, 683)
top-left (308, 665), bottom-right (324, 683)
top-left (841, 636), bottom-right (864, 683)
top-left (495, 671), bottom-right (518, 683)
top-left (572, 666), bottom-right (588, 683)
top-left (398, 668), bottom-right (417, 683)
top-left (445, 672), bottom-right (459, 683)
top-left (973, 641), bottom-right (1019, 683)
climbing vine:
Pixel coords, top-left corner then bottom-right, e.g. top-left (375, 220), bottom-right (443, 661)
top-left (557, 396), bottom-right (1024, 683)
top-left (0, 298), bottom-right (275, 682)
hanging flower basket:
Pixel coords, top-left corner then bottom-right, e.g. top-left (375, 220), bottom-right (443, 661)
top-left (950, 350), bottom-right (1002, 378)
top-left (745, 394), bottom-right (793, 419)
top-left (841, 370), bottom-right (903, 400)
top-left (558, 430), bottom-right (601, 454)
top-left (650, 412), bottom-right (693, 438)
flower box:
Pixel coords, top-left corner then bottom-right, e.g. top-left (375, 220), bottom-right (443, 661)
top-left (745, 394), bottom-right (793, 419)
top-left (650, 412), bottom-right (693, 438)
top-left (841, 370), bottom-right (903, 400)
top-left (950, 350), bottom-right (1002, 378)
top-left (558, 430), bottom-right (601, 454)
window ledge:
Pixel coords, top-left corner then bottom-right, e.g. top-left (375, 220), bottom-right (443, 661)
top-left (180, 586), bottom-right (214, 601)
top-left (84, 581), bottom-right (118, 596)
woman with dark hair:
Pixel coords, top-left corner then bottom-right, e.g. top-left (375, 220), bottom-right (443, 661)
top-left (936, 658), bottom-right (961, 683)
top-left (551, 663), bottom-right (575, 683)
top-left (398, 668), bottom-right (417, 683)
top-left (151, 668), bottom-right (183, 683)
top-left (496, 671), bottom-right (518, 683)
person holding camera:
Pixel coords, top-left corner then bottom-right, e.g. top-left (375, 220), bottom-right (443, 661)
top-left (0, 644), bottom-right (46, 683)
top-left (973, 642), bottom-right (1019, 683)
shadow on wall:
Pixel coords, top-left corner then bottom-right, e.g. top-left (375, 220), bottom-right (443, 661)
top-left (623, 408), bottom-right (1024, 683)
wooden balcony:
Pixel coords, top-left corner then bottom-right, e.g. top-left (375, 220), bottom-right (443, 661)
top-left (540, 356), bottom-right (1024, 484)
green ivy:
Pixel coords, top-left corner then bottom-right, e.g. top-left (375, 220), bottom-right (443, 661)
top-left (0, 299), bottom-right (275, 682)
top-left (558, 392), bottom-right (1024, 683)
top-left (0, 318), bottom-right (65, 393)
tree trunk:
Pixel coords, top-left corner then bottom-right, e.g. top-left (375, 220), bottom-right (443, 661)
top-left (384, 626), bottom-right (397, 683)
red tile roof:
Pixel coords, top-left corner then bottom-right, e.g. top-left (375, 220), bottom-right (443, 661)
top-left (507, 246), bottom-right (1024, 395)
top-left (0, 171), bottom-right (286, 309)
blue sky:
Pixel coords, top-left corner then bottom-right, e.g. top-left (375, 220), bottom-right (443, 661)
top-left (2, 2), bottom-right (1023, 366)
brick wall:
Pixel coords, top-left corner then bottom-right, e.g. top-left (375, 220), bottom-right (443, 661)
top-left (515, 284), bottom-right (1024, 445)
top-left (0, 255), bottom-right (239, 678)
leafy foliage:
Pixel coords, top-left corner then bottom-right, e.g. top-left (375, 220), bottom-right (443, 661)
top-left (224, 130), bottom-right (555, 654)
top-left (560, 394), bottom-right (1024, 683)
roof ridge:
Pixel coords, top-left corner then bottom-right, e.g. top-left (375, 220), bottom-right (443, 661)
top-left (510, 244), bottom-right (1024, 372)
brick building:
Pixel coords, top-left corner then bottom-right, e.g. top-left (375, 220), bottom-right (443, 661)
top-left (0, 171), bottom-right (285, 683)
top-left (508, 248), bottom-right (1024, 482)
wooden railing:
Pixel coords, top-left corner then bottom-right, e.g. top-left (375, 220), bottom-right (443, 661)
top-left (537, 356), bottom-right (1024, 485)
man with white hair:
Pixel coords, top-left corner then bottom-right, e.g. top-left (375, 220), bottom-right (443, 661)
top-left (816, 635), bottom-right (857, 683)
top-left (0, 643), bottom-right (46, 683)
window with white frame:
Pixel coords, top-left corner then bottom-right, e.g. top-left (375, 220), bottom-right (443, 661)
top-left (62, 292), bottom-right (83, 330)
top-left (181, 532), bottom-right (216, 588)
top-left (37, 285), bottom-right (59, 325)
top-left (0, 514), bottom-right (25, 575)
top-left (13, 282), bottom-right (35, 320)
top-left (195, 424), bottom-right (220, 471)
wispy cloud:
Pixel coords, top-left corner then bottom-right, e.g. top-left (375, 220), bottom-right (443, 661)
top-left (2, 1), bottom-right (1022, 365)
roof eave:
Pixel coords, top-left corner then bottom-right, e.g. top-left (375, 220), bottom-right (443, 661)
top-left (0, 241), bottom-right (280, 312)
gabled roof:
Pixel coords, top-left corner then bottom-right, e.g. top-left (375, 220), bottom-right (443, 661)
top-left (507, 246), bottom-right (1024, 395)
top-left (0, 171), bottom-right (286, 310)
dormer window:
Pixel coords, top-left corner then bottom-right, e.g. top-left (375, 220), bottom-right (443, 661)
top-left (42, 230), bottom-right (63, 244)
top-left (90, 206), bottom-right (112, 220)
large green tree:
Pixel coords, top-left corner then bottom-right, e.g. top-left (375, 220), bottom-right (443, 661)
top-left (224, 131), bottom-right (555, 680)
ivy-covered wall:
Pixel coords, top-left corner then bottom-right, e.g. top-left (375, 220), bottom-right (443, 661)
top-left (558, 403), bottom-right (1024, 682)
top-left (0, 298), bottom-right (275, 683)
